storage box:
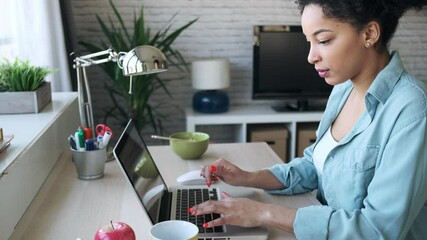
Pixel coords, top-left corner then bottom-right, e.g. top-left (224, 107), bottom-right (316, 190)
top-left (297, 123), bottom-right (318, 157)
top-left (248, 125), bottom-right (288, 162)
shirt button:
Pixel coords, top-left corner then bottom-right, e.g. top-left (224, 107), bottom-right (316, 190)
top-left (355, 163), bottom-right (361, 171)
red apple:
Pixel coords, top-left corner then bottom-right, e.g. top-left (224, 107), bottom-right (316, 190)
top-left (94, 221), bottom-right (136, 240)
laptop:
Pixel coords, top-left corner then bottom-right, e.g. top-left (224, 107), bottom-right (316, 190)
top-left (113, 119), bottom-right (268, 240)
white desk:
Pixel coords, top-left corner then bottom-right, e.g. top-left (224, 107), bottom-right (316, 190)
top-left (10, 142), bottom-right (319, 240)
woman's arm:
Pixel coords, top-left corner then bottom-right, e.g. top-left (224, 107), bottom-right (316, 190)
top-left (241, 169), bottom-right (287, 190)
top-left (260, 203), bottom-right (297, 233)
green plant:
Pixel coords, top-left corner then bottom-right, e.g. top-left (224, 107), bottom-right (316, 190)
top-left (0, 58), bottom-right (54, 92)
top-left (79, 0), bottom-right (197, 134)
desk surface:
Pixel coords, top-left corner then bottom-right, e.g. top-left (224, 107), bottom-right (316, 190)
top-left (10, 142), bottom-right (319, 240)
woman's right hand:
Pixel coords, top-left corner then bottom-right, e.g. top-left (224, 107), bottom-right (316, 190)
top-left (201, 158), bottom-right (250, 187)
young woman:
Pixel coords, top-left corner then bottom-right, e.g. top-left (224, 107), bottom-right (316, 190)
top-left (190, 0), bottom-right (427, 239)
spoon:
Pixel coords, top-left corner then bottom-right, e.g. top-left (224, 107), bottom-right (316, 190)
top-left (151, 135), bottom-right (196, 142)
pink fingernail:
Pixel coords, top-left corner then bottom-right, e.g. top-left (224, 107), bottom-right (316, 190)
top-left (203, 223), bottom-right (208, 228)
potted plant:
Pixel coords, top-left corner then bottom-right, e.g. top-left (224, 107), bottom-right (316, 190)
top-left (79, 0), bottom-right (197, 135)
top-left (0, 58), bottom-right (55, 114)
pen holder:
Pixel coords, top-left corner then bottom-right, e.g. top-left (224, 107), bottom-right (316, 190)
top-left (71, 147), bottom-right (107, 180)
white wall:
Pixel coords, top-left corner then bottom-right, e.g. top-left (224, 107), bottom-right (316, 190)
top-left (70, 0), bottom-right (427, 143)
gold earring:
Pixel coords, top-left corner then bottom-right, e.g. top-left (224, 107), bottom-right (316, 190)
top-left (365, 42), bottom-right (372, 48)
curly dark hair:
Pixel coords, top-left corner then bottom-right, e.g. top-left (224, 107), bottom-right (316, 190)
top-left (295, 0), bottom-right (427, 49)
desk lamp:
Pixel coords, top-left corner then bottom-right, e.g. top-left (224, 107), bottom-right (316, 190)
top-left (191, 58), bottom-right (230, 113)
top-left (73, 45), bottom-right (167, 137)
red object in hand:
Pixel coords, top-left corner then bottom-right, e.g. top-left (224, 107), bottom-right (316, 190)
top-left (210, 165), bottom-right (217, 172)
top-left (94, 221), bottom-right (136, 240)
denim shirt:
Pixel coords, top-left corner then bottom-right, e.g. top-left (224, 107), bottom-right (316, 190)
top-left (267, 52), bottom-right (427, 240)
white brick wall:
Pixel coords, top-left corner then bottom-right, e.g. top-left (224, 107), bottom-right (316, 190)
top-left (70, 0), bottom-right (427, 143)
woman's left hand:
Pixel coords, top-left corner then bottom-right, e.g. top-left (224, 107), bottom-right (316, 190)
top-left (189, 192), bottom-right (267, 228)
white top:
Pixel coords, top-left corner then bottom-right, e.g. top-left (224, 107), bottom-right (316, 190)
top-left (313, 126), bottom-right (338, 175)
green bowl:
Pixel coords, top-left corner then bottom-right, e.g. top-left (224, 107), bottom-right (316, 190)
top-left (170, 132), bottom-right (209, 159)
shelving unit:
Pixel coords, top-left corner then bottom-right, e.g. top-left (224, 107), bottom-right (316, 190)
top-left (186, 105), bottom-right (324, 161)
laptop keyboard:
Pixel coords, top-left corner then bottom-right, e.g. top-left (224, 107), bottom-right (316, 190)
top-left (176, 188), bottom-right (224, 234)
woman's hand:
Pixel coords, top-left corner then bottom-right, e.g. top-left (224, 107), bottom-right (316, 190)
top-left (201, 158), bottom-right (251, 187)
top-left (201, 158), bottom-right (286, 190)
top-left (190, 192), bottom-right (297, 233)
top-left (190, 192), bottom-right (266, 228)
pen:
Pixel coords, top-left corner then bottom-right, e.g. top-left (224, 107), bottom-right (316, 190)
top-left (84, 127), bottom-right (93, 140)
top-left (101, 131), bottom-right (111, 149)
top-left (68, 135), bottom-right (77, 150)
top-left (75, 130), bottom-right (85, 151)
top-left (85, 139), bottom-right (95, 151)
top-left (97, 135), bottom-right (104, 149)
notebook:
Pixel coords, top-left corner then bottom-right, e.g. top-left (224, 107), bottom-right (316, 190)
top-left (113, 119), bottom-right (268, 240)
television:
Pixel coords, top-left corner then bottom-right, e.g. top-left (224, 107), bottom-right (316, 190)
top-left (252, 25), bottom-right (332, 111)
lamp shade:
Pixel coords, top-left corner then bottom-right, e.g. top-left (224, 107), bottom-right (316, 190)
top-left (118, 45), bottom-right (168, 76)
top-left (191, 58), bottom-right (230, 90)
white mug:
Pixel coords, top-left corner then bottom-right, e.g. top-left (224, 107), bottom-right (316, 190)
top-left (149, 220), bottom-right (198, 240)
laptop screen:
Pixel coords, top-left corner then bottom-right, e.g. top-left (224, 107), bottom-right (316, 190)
top-left (113, 119), bottom-right (170, 224)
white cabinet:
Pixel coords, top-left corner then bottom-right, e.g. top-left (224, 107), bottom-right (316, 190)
top-left (186, 105), bottom-right (323, 161)
top-left (0, 93), bottom-right (79, 240)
